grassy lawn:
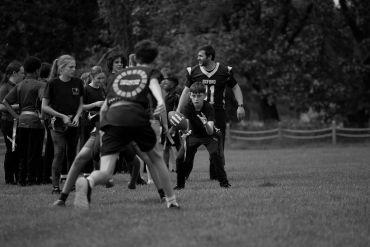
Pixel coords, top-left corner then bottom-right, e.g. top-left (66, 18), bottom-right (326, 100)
top-left (0, 145), bottom-right (369, 247)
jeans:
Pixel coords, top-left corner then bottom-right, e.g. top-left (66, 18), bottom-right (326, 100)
top-left (50, 127), bottom-right (79, 187)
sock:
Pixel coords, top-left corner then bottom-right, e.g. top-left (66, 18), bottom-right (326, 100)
top-left (59, 193), bottom-right (69, 202)
top-left (87, 177), bottom-right (95, 188)
top-left (158, 189), bottom-right (165, 199)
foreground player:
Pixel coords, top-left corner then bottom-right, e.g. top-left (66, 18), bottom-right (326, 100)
top-left (74, 40), bottom-right (179, 209)
top-left (173, 82), bottom-right (230, 189)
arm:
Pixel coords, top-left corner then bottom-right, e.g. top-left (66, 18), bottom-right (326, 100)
top-left (176, 86), bottom-right (190, 113)
top-left (2, 100), bottom-right (19, 119)
top-left (197, 112), bottom-right (214, 135)
top-left (71, 96), bottom-right (84, 126)
top-left (232, 84), bottom-right (246, 120)
top-left (83, 101), bottom-right (104, 111)
top-left (41, 98), bottom-right (70, 124)
top-left (149, 78), bottom-right (165, 114)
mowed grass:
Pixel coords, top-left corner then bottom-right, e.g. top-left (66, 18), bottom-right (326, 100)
top-left (0, 145), bottom-right (370, 247)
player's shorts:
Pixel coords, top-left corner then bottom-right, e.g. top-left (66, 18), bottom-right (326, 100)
top-left (100, 123), bottom-right (156, 155)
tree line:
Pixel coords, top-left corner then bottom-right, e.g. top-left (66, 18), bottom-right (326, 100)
top-left (1, 0), bottom-right (369, 126)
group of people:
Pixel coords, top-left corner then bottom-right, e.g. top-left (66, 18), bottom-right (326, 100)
top-left (0, 40), bottom-right (245, 210)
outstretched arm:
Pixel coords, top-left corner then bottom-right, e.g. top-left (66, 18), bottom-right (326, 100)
top-left (176, 86), bottom-right (190, 113)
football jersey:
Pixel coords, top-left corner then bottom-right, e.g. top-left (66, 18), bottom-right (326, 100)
top-left (185, 63), bottom-right (237, 109)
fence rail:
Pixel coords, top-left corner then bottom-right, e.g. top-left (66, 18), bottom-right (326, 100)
top-left (227, 121), bottom-right (370, 145)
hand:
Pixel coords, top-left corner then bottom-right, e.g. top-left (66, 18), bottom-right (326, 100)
top-left (237, 106), bottom-right (245, 120)
top-left (154, 103), bottom-right (165, 116)
top-left (61, 114), bottom-right (71, 125)
top-left (70, 115), bottom-right (79, 127)
top-left (181, 129), bottom-right (192, 139)
top-left (197, 112), bottom-right (208, 125)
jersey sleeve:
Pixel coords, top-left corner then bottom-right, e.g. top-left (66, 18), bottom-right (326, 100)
top-left (4, 85), bottom-right (18, 104)
top-left (185, 67), bottom-right (193, 88)
top-left (205, 103), bottom-right (215, 122)
top-left (226, 66), bottom-right (238, 88)
top-left (78, 79), bottom-right (84, 97)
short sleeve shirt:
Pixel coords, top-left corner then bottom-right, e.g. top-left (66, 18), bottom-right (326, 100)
top-left (43, 77), bottom-right (84, 116)
top-left (5, 78), bottom-right (45, 128)
top-left (183, 100), bottom-right (215, 138)
top-left (185, 63), bottom-right (237, 109)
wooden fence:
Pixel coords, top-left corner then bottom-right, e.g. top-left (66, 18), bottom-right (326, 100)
top-left (227, 121), bottom-right (370, 145)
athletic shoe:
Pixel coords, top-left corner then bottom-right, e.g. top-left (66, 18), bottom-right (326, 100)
top-left (220, 181), bottom-right (231, 188)
top-left (127, 182), bottom-right (136, 190)
top-left (52, 186), bottom-right (61, 194)
top-left (52, 199), bottom-right (66, 207)
top-left (74, 177), bottom-right (91, 209)
top-left (167, 201), bottom-right (180, 209)
top-left (105, 178), bottom-right (114, 188)
top-left (137, 177), bottom-right (148, 185)
top-left (173, 185), bottom-right (184, 190)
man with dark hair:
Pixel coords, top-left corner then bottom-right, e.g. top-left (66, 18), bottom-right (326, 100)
top-left (74, 40), bottom-right (179, 209)
top-left (177, 45), bottom-right (245, 180)
top-left (174, 82), bottom-right (230, 190)
top-left (3, 56), bottom-right (45, 185)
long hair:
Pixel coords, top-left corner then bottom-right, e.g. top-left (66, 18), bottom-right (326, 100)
top-left (82, 65), bottom-right (104, 85)
top-left (1, 60), bottom-right (22, 84)
top-left (48, 54), bottom-right (75, 80)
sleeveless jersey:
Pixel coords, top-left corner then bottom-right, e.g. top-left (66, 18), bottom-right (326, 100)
top-left (185, 63), bottom-right (237, 109)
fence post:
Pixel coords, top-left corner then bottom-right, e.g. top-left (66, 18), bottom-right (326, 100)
top-left (226, 123), bottom-right (231, 146)
top-left (332, 120), bottom-right (337, 145)
top-left (278, 122), bottom-right (283, 141)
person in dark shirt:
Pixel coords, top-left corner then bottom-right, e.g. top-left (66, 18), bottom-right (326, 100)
top-left (177, 45), bottom-right (245, 180)
top-left (174, 82), bottom-right (231, 190)
top-left (0, 61), bottom-right (24, 184)
top-left (3, 56), bottom-right (45, 185)
top-left (74, 40), bottom-right (179, 209)
top-left (42, 54), bottom-right (84, 193)
top-left (39, 62), bottom-right (53, 184)
top-left (161, 76), bottom-right (181, 170)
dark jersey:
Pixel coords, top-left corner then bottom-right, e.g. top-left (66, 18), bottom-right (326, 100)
top-left (183, 100), bottom-right (215, 138)
top-left (101, 66), bottom-right (161, 127)
top-left (43, 77), bottom-right (84, 116)
top-left (185, 63), bottom-right (237, 109)
top-left (5, 78), bottom-right (44, 128)
top-left (83, 84), bottom-right (105, 128)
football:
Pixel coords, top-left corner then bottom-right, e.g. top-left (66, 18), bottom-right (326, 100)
top-left (168, 111), bottom-right (188, 131)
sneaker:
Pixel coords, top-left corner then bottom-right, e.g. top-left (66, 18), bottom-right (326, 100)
top-left (173, 185), bottom-right (184, 190)
top-left (220, 181), bottom-right (231, 188)
top-left (127, 182), bottom-right (136, 190)
top-left (52, 187), bottom-right (61, 194)
top-left (74, 177), bottom-right (91, 209)
top-left (52, 199), bottom-right (66, 207)
top-left (167, 201), bottom-right (180, 209)
top-left (137, 177), bottom-right (148, 185)
top-left (105, 179), bottom-right (114, 188)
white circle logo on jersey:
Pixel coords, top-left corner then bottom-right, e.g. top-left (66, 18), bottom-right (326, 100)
top-left (112, 69), bottom-right (148, 98)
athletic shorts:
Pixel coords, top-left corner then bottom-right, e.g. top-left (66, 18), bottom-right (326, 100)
top-left (100, 124), bottom-right (156, 155)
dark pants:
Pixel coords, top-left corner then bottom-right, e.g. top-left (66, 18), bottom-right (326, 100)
top-left (209, 108), bottom-right (226, 179)
top-left (42, 122), bottom-right (53, 183)
top-left (50, 127), bottom-right (79, 187)
top-left (176, 134), bottom-right (228, 188)
top-left (1, 119), bottom-right (18, 184)
top-left (17, 127), bottom-right (45, 185)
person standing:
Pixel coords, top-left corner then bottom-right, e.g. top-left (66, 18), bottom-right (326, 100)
top-left (0, 61), bottom-right (24, 184)
top-left (3, 56), bottom-right (45, 185)
top-left (74, 40), bottom-right (179, 209)
top-left (176, 45), bottom-right (245, 180)
top-left (42, 55), bottom-right (84, 193)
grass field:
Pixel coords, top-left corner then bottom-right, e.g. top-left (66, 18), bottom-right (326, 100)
top-left (0, 145), bottom-right (369, 247)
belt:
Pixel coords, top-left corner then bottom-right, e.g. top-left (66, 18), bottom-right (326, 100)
top-left (20, 111), bottom-right (39, 117)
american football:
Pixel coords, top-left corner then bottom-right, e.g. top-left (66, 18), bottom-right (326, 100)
top-left (168, 111), bottom-right (188, 131)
